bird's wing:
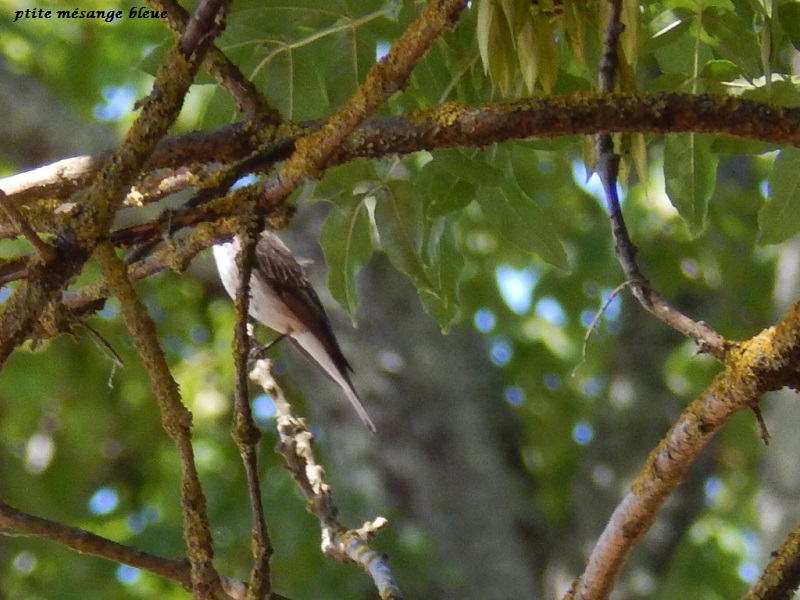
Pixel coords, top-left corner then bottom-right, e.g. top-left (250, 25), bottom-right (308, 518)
top-left (254, 234), bottom-right (353, 374)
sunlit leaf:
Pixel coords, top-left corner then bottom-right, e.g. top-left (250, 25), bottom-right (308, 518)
top-left (533, 15), bottom-right (559, 93)
top-left (517, 20), bottom-right (538, 92)
top-left (644, 7), bottom-right (696, 52)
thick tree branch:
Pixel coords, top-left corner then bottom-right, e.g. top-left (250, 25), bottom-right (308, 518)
top-left (566, 302), bottom-right (800, 600)
top-left (2, 93), bottom-right (798, 212)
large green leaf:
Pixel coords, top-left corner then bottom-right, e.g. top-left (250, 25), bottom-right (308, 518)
top-left (702, 6), bottom-right (762, 77)
top-left (417, 161), bottom-right (477, 218)
top-left (373, 179), bottom-right (463, 328)
top-left (200, 0), bottom-right (398, 123)
top-left (778, 1), bottom-right (800, 51)
top-left (373, 179), bottom-right (428, 286)
top-left (474, 183), bottom-right (568, 269)
top-left (432, 148), bottom-right (505, 187)
top-left (758, 149), bottom-right (800, 245)
top-left (319, 195), bottom-right (373, 322)
top-left (664, 133), bottom-right (718, 236)
top-left (420, 217), bottom-right (463, 331)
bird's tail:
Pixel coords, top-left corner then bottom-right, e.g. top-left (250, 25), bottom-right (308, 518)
top-left (291, 331), bottom-right (377, 433)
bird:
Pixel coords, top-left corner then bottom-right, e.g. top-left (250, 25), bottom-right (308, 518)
top-left (212, 232), bottom-right (376, 433)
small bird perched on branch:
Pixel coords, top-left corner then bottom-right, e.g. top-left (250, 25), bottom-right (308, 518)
top-left (213, 233), bottom-right (376, 433)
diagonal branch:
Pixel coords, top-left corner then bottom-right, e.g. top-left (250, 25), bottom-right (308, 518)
top-left (93, 241), bottom-right (218, 599)
top-left (249, 359), bottom-right (403, 599)
top-left (148, 0), bottom-right (280, 119)
top-left (593, 0), bottom-right (727, 359)
top-left (567, 301), bottom-right (800, 600)
top-left (0, 499), bottom-right (297, 600)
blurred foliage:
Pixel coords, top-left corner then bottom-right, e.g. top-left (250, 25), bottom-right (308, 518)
top-left (0, 0), bottom-right (797, 597)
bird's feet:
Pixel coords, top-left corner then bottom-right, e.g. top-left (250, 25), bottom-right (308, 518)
top-left (248, 334), bottom-right (286, 362)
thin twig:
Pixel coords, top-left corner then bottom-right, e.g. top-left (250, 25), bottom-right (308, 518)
top-left (0, 189), bottom-right (56, 262)
top-left (593, 0), bottom-right (729, 360)
top-left (249, 359), bottom-right (403, 599)
top-left (231, 218), bottom-right (274, 599)
top-left (581, 280), bottom-right (629, 363)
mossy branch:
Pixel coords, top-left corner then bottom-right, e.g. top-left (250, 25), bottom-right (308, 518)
top-left (567, 302), bottom-right (800, 600)
top-left (93, 241), bottom-right (218, 599)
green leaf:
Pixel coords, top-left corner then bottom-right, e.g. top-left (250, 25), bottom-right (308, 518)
top-left (644, 7), bottom-right (696, 53)
top-left (778, 2), bottom-right (800, 52)
top-left (474, 183), bottom-right (568, 270)
top-left (702, 7), bottom-right (762, 76)
top-left (758, 149), bottom-right (800, 244)
top-left (419, 217), bottom-right (463, 331)
top-left (532, 15), bottom-right (559, 93)
top-left (517, 20), bottom-right (538, 92)
top-left (374, 180), bottom-right (463, 327)
top-left (664, 134), bottom-right (718, 236)
top-left (374, 179), bottom-right (428, 284)
top-left (700, 59), bottom-right (743, 82)
top-left (319, 196), bottom-right (372, 322)
top-left (313, 160), bottom-right (378, 200)
top-left (432, 148), bottom-right (505, 187)
top-left (418, 163), bottom-right (476, 218)
top-left (214, 2), bottom-right (391, 121)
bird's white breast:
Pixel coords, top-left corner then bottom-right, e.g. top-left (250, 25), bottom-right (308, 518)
top-left (212, 240), bottom-right (300, 335)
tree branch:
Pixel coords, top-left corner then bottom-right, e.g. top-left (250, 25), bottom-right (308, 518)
top-left (249, 359), bottom-right (403, 599)
top-left (230, 218), bottom-right (274, 599)
top-left (566, 301), bottom-right (800, 600)
top-left (2, 92), bottom-right (798, 212)
top-left (148, 0), bottom-right (280, 119)
top-left (0, 0), bottom-right (225, 368)
top-left (0, 499), bottom-right (297, 600)
top-left (93, 241), bottom-right (219, 599)
top-left (745, 516), bottom-right (800, 600)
